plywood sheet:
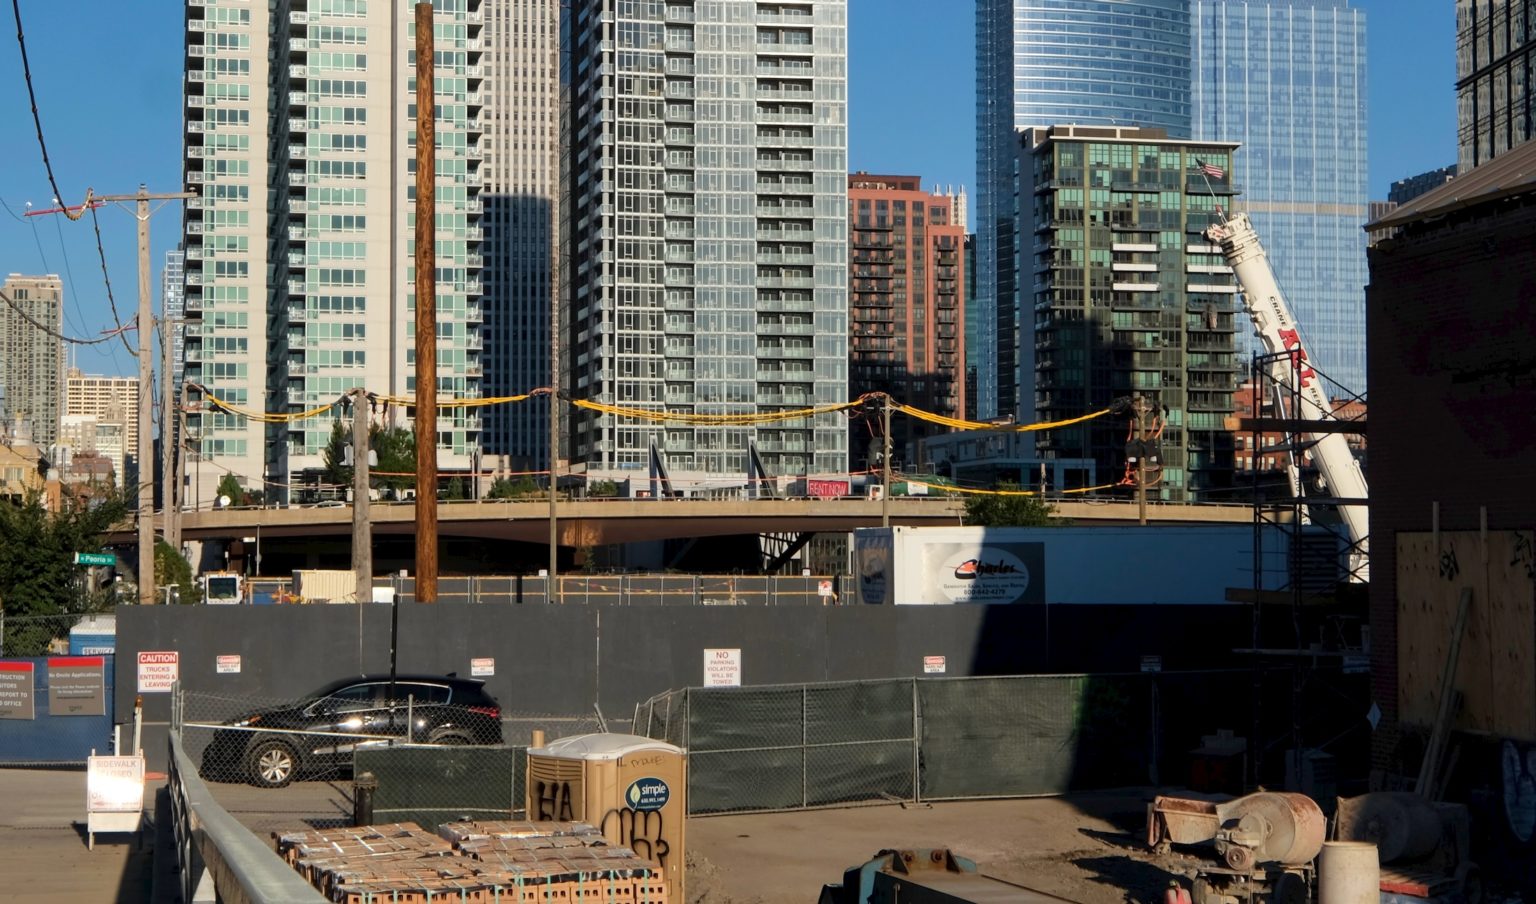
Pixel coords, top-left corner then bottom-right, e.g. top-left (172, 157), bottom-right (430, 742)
top-left (1487, 530), bottom-right (1536, 740)
top-left (1397, 530), bottom-right (1536, 741)
top-left (1397, 532), bottom-right (1457, 731)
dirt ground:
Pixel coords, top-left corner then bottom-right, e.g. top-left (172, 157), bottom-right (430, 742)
top-left (684, 791), bottom-right (1204, 904)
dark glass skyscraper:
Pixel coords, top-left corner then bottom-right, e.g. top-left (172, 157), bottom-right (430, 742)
top-left (976, 0), bottom-right (1191, 419)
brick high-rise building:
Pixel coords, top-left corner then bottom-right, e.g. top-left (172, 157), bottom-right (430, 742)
top-left (847, 174), bottom-right (966, 470)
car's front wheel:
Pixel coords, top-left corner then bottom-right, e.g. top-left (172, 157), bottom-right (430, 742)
top-left (247, 738), bottom-right (298, 788)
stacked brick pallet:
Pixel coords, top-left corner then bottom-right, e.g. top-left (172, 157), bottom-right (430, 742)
top-left (274, 821), bottom-right (669, 904)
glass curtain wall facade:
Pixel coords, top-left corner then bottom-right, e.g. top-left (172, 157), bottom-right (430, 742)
top-left (1457, 0), bottom-right (1536, 171)
top-left (1192, 0), bottom-right (1369, 395)
top-left (181, 0), bottom-right (484, 504)
top-left (480, 0), bottom-right (560, 472)
top-left (1026, 127), bottom-right (1241, 502)
top-left (565, 0), bottom-right (848, 479)
top-left (976, 0), bottom-right (1191, 421)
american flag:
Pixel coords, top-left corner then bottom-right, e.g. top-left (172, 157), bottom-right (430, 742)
top-left (1196, 159), bottom-right (1225, 180)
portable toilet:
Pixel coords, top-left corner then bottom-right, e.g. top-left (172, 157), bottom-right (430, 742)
top-left (68, 614), bottom-right (117, 655)
top-left (526, 733), bottom-right (686, 904)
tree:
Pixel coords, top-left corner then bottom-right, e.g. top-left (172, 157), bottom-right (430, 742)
top-left (489, 476), bottom-right (540, 499)
top-left (962, 483), bottom-right (1060, 527)
top-left (587, 479), bottom-right (619, 498)
top-left (322, 420), bottom-right (353, 489)
top-left (215, 474), bottom-right (245, 507)
top-left (371, 426), bottom-right (416, 492)
top-left (155, 539), bottom-right (197, 605)
top-left (0, 487), bottom-right (131, 654)
top-left (444, 477), bottom-right (467, 501)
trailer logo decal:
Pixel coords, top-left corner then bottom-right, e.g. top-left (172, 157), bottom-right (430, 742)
top-left (952, 558), bottom-right (1022, 580)
top-left (934, 547), bottom-right (1036, 604)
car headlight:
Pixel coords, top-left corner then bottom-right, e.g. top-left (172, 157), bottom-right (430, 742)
top-left (232, 714), bottom-right (263, 727)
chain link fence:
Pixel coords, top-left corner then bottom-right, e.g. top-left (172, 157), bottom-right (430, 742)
top-left (639, 669), bottom-right (1369, 815)
top-left (176, 686), bottom-right (605, 835)
top-left (0, 610), bottom-right (113, 657)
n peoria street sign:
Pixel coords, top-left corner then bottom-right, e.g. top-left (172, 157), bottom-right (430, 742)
top-left (74, 552), bottom-right (117, 567)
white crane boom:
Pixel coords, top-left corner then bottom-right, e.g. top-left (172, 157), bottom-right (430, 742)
top-left (1204, 213), bottom-right (1368, 580)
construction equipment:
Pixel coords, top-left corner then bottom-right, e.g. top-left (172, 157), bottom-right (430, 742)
top-left (201, 572), bottom-right (243, 605)
top-left (1205, 214), bottom-right (1369, 580)
top-left (1335, 793), bottom-right (1479, 902)
top-left (1148, 792), bottom-right (1326, 904)
top-left (818, 849), bottom-right (1072, 904)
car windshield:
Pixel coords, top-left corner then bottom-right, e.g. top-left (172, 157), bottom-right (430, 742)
top-left (313, 683), bottom-right (379, 713)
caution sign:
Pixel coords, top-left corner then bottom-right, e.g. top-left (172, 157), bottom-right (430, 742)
top-left (0, 661), bottom-right (35, 719)
top-left (137, 651), bottom-right (179, 693)
top-left (702, 648), bottom-right (741, 687)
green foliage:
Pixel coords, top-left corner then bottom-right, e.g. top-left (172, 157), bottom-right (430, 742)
top-left (215, 473), bottom-right (245, 506)
top-left (587, 479), bottom-right (619, 498)
top-left (155, 539), bottom-right (197, 605)
top-left (323, 420), bottom-right (353, 488)
top-left (961, 483), bottom-right (1059, 527)
top-left (444, 477), bottom-right (468, 501)
top-left (488, 476), bottom-right (541, 499)
top-left (371, 426), bottom-right (416, 491)
top-left (0, 487), bottom-right (132, 654)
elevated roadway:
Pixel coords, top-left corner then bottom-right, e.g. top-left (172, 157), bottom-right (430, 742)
top-left (110, 497), bottom-right (1255, 547)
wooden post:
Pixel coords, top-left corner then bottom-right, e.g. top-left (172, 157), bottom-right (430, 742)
top-left (413, 1), bottom-right (438, 603)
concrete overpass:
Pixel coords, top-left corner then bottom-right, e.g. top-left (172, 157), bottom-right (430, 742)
top-left (110, 497), bottom-right (1256, 547)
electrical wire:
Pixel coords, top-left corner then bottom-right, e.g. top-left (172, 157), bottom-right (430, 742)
top-left (10, 0), bottom-right (92, 222)
top-left (893, 401), bottom-right (1116, 433)
top-left (0, 286), bottom-right (131, 346)
top-left (86, 205), bottom-right (137, 358)
top-left (895, 476), bottom-right (1120, 497)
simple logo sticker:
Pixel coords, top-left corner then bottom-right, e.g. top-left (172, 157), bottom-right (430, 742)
top-left (625, 777), bottom-right (670, 812)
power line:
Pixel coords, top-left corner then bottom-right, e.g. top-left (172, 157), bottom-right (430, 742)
top-left (9, 0), bottom-right (89, 222)
top-left (0, 285), bottom-right (134, 346)
top-left (11, 0), bottom-right (129, 356)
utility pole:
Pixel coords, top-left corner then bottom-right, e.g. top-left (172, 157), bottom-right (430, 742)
top-left (1132, 395), bottom-right (1150, 526)
top-left (880, 394), bottom-right (892, 528)
top-left (413, 2), bottom-right (439, 603)
top-left (92, 186), bottom-right (195, 605)
top-left (350, 388), bottom-right (372, 605)
top-left (161, 313), bottom-right (178, 554)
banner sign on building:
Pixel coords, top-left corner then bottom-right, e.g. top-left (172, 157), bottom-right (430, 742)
top-left (0, 661), bottom-right (35, 720)
top-left (48, 656), bottom-right (106, 716)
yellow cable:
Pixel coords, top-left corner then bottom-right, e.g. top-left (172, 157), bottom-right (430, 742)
top-left (896, 477), bottom-right (1120, 497)
top-left (894, 403), bottom-right (1113, 433)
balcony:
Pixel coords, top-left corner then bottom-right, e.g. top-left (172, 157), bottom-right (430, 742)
top-left (287, 304), bottom-right (308, 322)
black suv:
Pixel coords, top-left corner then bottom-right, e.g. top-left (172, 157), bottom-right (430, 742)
top-left (201, 675), bottom-right (503, 788)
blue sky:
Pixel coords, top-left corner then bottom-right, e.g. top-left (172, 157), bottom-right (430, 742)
top-left (0, 1), bottom-right (1457, 378)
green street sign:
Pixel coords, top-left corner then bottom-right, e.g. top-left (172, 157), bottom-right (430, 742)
top-left (74, 552), bottom-right (117, 567)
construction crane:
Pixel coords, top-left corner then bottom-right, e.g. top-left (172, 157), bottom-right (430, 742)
top-left (1204, 214), bottom-right (1369, 581)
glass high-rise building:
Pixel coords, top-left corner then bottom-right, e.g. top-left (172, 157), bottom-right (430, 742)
top-left (1456, 0), bottom-right (1536, 171)
top-left (564, 0), bottom-right (848, 479)
top-left (1192, 0), bottom-right (1369, 394)
top-left (976, 0), bottom-right (1191, 419)
top-left (1024, 127), bottom-right (1241, 502)
top-left (181, 0), bottom-right (504, 504)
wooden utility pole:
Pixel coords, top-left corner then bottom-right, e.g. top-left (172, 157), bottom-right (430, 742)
top-left (161, 312), bottom-right (178, 554)
top-left (413, 2), bottom-right (439, 603)
top-left (1132, 395), bottom-right (1150, 526)
top-left (351, 388), bottom-right (372, 605)
top-left (92, 186), bottom-right (194, 605)
top-left (880, 394), bottom-right (892, 528)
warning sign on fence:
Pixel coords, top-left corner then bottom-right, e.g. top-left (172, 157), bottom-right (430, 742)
top-left (137, 651), bottom-right (179, 693)
top-left (703, 648), bottom-right (741, 687)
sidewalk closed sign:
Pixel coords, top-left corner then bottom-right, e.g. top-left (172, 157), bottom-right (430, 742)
top-left (86, 753), bottom-right (144, 849)
top-left (137, 651), bottom-right (179, 693)
top-left (703, 648), bottom-right (741, 687)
